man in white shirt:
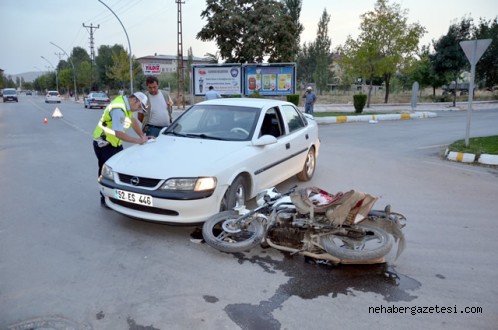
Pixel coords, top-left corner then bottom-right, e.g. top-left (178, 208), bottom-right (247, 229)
top-left (205, 86), bottom-right (221, 100)
top-left (139, 76), bottom-right (173, 137)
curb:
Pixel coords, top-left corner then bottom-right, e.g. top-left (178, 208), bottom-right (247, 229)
top-left (314, 111), bottom-right (438, 124)
top-left (445, 149), bottom-right (498, 166)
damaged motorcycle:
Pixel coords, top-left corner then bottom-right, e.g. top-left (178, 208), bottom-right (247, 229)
top-left (202, 186), bottom-right (406, 264)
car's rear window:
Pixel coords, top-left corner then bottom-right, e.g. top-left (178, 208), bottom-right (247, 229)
top-left (3, 89), bottom-right (16, 95)
top-left (48, 91), bottom-right (59, 96)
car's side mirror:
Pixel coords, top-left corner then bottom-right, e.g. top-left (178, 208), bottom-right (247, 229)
top-left (252, 135), bottom-right (277, 146)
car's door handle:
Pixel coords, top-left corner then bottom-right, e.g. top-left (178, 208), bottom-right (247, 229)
top-left (285, 143), bottom-right (290, 149)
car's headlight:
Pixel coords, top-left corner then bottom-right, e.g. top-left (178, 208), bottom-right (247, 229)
top-left (160, 177), bottom-right (217, 191)
top-left (101, 164), bottom-right (115, 181)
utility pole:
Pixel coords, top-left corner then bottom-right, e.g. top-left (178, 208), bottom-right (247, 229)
top-left (82, 23), bottom-right (100, 90)
top-left (176, 0), bottom-right (185, 109)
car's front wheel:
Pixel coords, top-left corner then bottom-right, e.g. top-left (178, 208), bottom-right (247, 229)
top-left (296, 147), bottom-right (316, 181)
top-left (221, 176), bottom-right (247, 211)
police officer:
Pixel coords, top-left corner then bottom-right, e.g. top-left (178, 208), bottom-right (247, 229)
top-left (93, 92), bottom-right (150, 206)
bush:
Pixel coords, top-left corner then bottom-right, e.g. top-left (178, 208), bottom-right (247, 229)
top-left (247, 90), bottom-right (264, 98)
top-left (432, 95), bottom-right (452, 102)
top-left (353, 94), bottom-right (367, 113)
top-left (286, 94), bottom-right (299, 106)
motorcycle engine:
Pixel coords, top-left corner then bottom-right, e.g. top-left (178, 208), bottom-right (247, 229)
top-left (268, 209), bottom-right (304, 247)
top-left (276, 210), bottom-right (295, 224)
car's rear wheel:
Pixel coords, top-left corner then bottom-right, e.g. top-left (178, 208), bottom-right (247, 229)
top-left (221, 176), bottom-right (247, 211)
top-left (296, 147), bottom-right (316, 181)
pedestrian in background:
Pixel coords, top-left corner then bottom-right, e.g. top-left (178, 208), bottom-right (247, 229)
top-left (205, 86), bottom-right (221, 100)
top-left (139, 76), bottom-right (174, 137)
top-left (302, 86), bottom-right (317, 115)
top-left (93, 92), bottom-right (150, 206)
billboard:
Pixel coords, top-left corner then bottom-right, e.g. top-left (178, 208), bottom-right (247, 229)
top-left (243, 63), bottom-right (296, 96)
top-left (192, 64), bottom-right (242, 96)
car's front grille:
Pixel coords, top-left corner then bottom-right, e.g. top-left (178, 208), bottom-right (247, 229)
top-left (109, 197), bottom-right (179, 216)
top-left (118, 173), bottom-right (161, 188)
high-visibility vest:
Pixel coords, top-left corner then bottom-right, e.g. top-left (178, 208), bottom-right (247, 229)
top-left (93, 96), bottom-right (134, 147)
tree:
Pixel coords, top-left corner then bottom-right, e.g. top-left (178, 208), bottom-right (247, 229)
top-left (197, 0), bottom-right (299, 63)
top-left (296, 42), bottom-right (317, 86)
top-left (339, 35), bottom-right (382, 107)
top-left (283, 0), bottom-right (303, 61)
top-left (69, 47), bottom-right (91, 94)
top-left (431, 17), bottom-right (472, 106)
top-left (185, 47), bottom-right (193, 94)
top-left (405, 45), bottom-right (446, 97)
top-left (58, 68), bottom-right (73, 93)
top-left (105, 49), bottom-right (141, 93)
top-left (340, 0), bottom-right (426, 103)
top-left (203, 52), bottom-right (220, 64)
top-left (473, 17), bottom-right (498, 89)
top-left (78, 61), bottom-right (92, 93)
top-left (95, 44), bottom-right (127, 91)
top-left (312, 9), bottom-right (332, 95)
top-left (106, 50), bottom-right (130, 91)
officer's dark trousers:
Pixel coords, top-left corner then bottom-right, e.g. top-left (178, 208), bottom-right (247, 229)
top-left (93, 141), bottom-right (123, 202)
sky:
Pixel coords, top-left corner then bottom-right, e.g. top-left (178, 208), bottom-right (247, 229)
top-left (1, 0), bottom-right (497, 75)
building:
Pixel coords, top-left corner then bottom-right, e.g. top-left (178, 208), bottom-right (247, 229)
top-left (136, 54), bottom-right (212, 75)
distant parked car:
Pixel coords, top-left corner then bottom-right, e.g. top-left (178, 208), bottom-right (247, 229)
top-left (45, 91), bottom-right (61, 103)
top-left (26, 90), bottom-right (32, 95)
top-left (84, 92), bottom-right (110, 109)
top-left (3, 88), bottom-right (18, 102)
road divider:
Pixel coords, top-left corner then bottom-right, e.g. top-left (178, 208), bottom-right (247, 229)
top-left (315, 112), bottom-right (438, 124)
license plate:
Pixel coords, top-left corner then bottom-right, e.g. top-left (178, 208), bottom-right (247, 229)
top-left (114, 189), bottom-right (153, 207)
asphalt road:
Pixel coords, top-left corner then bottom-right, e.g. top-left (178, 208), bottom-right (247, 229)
top-left (1, 95), bottom-right (497, 329)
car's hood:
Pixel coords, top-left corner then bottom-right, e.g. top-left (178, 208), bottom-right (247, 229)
top-left (106, 135), bottom-right (248, 178)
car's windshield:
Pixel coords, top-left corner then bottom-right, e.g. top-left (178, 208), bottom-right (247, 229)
top-left (3, 89), bottom-right (16, 95)
top-left (165, 104), bottom-right (259, 141)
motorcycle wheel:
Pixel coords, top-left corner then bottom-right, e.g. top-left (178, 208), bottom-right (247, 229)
top-left (202, 210), bottom-right (265, 253)
top-left (321, 224), bottom-right (393, 261)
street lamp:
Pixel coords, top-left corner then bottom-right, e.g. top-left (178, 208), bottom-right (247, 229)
top-left (41, 56), bottom-right (59, 91)
top-left (50, 41), bottom-right (78, 101)
top-left (98, 0), bottom-right (134, 93)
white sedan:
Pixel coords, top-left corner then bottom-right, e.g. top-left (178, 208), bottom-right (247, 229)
top-left (99, 98), bottom-right (320, 224)
top-left (44, 90), bottom-right (61, 103)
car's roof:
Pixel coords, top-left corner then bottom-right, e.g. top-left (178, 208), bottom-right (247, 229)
top-left (199, 97), bottom-right (294, 108)
top-left (47, 90), bottom-right (59, 93)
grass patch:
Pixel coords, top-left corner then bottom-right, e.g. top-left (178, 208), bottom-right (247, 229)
top-left (448, 136), bottom-right (498, 155)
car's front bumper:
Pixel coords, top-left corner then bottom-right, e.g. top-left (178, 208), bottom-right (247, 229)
top-left (99, 179), bottom-right (226, 224)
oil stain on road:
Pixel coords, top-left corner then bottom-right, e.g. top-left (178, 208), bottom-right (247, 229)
top-left (224, 250), bottom-right (420, 330)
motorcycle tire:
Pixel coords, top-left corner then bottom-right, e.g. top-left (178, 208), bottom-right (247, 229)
top-left (321, 224), bottom-right (393, 261)
top-left (202, 210), bottom-right (265, 253)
